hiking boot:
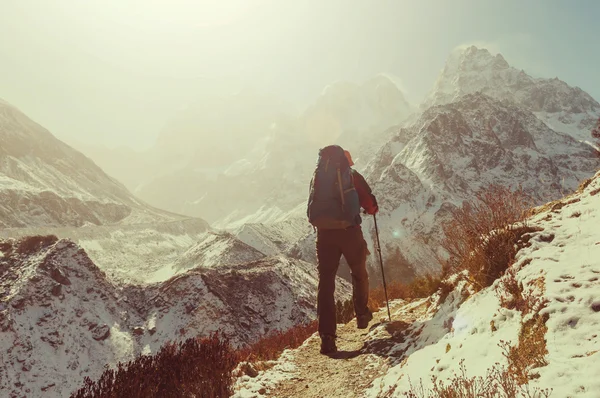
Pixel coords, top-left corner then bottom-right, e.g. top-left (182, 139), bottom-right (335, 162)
top-left (320, 334), bottom-right (337, 355)
top-left (357, 311), bottom-right (373, 329)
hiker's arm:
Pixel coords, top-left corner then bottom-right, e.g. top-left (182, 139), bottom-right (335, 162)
top-left (353, 171), bottom-right (378, 215)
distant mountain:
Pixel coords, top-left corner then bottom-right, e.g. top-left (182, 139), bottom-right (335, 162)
top-left (73, 77), bottom-right (412, 228)
top-left (282, 46), bottom-right (600, 279)
top-left (423, 45), bottom-right (600, 141)
top-left (0, 100), bottom-right (187, 228)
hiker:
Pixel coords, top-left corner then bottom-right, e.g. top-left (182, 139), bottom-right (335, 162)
top-left (307, 145), bottom-right (379, 355)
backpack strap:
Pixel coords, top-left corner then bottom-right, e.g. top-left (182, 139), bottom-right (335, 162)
top-left (336, 166), bottom-right (345, 209)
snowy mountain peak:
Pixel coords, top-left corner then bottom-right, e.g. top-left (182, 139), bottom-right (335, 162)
top-left (444, 45), bottom-right (510, 76)
top-left (424, 46), bottom-right (600, 141)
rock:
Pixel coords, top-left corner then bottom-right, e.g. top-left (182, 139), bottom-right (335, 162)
top-left (50, 268), bottom-right (71, 285)
top-left (11, 298), bottom-right (26, 309)
top-left (132, 327), bottom-right (145, 336)
top-left (51, 284), bottom-right (62, 297)
top-left (148, 326), bottom-right (157, 335)
top-left (240, 362), bottom-right (259, 378)
top-left (41, 383), bottom-right (55, 392)
top-left (41, 331), bottom-right (63, 347)
top-left (258, 387), bottom-right (267, 395)
top-left (91, 324), bottom-right (110, 341)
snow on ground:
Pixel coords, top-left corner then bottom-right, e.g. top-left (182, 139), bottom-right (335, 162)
top-left (233, 346), bottom-right (302, 398)
top-left (236, 171), bottom-right (600, 398)
top-left (364, 171), bottom-right (600, 397)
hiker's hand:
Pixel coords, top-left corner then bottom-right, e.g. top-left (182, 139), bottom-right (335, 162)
top-left (363, 206), bottom-right (378, 215)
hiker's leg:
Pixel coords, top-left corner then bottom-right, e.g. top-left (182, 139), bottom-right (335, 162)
top-left (316, 230), bottom-right (342, 337)
top-left (341, 227), bottom-right (370, 317)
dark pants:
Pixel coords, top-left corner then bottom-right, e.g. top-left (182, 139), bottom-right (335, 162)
top-left (316, 226), bottom-right (370, 337)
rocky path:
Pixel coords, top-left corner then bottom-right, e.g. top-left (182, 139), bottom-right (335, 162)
top-left (264, 299), bottom-right (430, 398)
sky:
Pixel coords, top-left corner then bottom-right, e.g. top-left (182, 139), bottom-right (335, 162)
top-left (0, 0), bottom-right (599, 150)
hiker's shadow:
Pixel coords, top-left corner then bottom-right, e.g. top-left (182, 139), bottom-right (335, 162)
top-left (326, 321), bottom-right (410, 361)
top-left (359, 296), bottom-right (463, 367)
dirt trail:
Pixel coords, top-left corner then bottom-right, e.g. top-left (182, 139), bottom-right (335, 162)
top-left (267, 300), bottom-right (429, 398)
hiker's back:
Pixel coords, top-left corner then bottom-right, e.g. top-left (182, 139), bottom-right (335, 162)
top-left (307, 145), bottom-right (361, 229)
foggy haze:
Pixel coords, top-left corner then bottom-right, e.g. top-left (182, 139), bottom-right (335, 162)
top-left (1, 0), bottom-right (599, 150)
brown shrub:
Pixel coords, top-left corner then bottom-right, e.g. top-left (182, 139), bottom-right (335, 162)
top-left (237, 321), bottom-right (318, 363)
top-left (71, 333), bottom-right (237, 398)
top-left (441, 185), bottom-right (535, 290)
top-left (496, 269), bottom-right (547, 316)
top-left (402, 359), bottom-right (552, 398)
top-left (368, 273), bottom-right (444, 313)
top-left (501, 312), bottom-right (550, 386)
top-left (16, 235), bottom-right (59, 256)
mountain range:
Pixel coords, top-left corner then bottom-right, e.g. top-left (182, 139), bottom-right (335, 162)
top-left (1, 44), bottom-right (599, 396)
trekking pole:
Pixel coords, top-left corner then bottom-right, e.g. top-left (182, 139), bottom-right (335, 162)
top-left (373, 214), bottom-right (392, 322)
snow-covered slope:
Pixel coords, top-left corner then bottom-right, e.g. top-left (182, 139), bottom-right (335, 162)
top-left (355, 91), bottom-right (600, 275)
top-left (233, 217), bottom-right (312, 256)
top-left (0, 237), bottom-right (144, 397)
top-left (424, 45), bottom-right (600, 142)
top-left (0, 100), bottom-right (185, 228)
top-left (0, 236), bottom-right (351, 397)
top-left (364, 170), bottom-right (600, 397)
top-left (0, 219), bottom-right (211, 285)
top-left (171, 231), bottom-right (267, 273)
top-left (234, 170), bottom-right (600, 397)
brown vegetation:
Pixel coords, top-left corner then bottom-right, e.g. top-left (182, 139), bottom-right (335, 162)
top-left (72, 320), bottom-right (321, 398)
top-left (500, 312), bottom-right (550, 386)
top-left (400, 359), bottom-right (552, 398)
top-left (237, 321), bottom-right (318, 363)
top-left (441, 185), bottom-right (536, 290)
top-left (71, 333), bottom-right (238, 398)
top-left (367, 273), bottom-right (445, 313)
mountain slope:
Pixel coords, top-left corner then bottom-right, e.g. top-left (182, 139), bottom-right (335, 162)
top-left (359, 92), bottom-right (599, 274)
top-left (0, 237), bottom-right (351, 397)
top-left (234, 169), bottom-right (600, 397)
top-left (0, 100), bottom-right (185, 228)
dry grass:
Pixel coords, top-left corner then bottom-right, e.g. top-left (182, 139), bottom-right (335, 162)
top-left (400, 359), bottom-right (552, 398)
top-left (500, 312), bottom-right (550, 386)
top-left (73, 321), bottom-right (321, 397)
top-left (71, 333), bottom-right (238, 398)
top-left (496, 269), bottom-right (548, 316)
top-left (440, 185), bottom-right (537, 291)
top-left (368, 273), bottom-right (445, 313)
top-left (237, 321), bottom-right (318, 364)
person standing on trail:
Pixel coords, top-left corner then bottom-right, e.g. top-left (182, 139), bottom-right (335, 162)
top-left (307, 145), bottom-right (379, 355)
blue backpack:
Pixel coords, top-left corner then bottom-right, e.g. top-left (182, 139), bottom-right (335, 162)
top-left (307, 145), bottom-right (361, 229)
